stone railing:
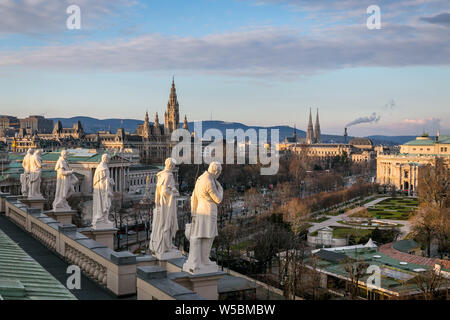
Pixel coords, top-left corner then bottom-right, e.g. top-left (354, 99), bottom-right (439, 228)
top-left (0, 192), bottom-right (226, 300)
top-left (137, 266), bottom-right (204, 300)
top-left (0, 192), bottom-right (137, 297)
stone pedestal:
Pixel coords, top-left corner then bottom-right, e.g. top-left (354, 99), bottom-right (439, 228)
top-left (45, 210), bottom-right (76, 225)
top-left (80, 227), bottom-right (118, 250)
top-left (187, 272), bottom-right (224, 300)
top-left (21, 198), bottom-right (46, 211)
top-left (165, 258), bottom-right (224, 300)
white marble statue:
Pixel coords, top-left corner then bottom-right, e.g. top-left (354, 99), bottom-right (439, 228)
top-left (183, 161), bottom-right (223, 274)
top-left (92, 154), bottom-right (115, 230)
top-left (53, 150), bottom-right (78, 212)
top-left (20, 148), bottom-right (34, 196)
top-left (28, 149), bottom-right (44, 199)
top-left (149, 158), bottom-right (182, 260)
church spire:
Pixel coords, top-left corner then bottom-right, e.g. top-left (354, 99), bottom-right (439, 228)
top-left (314, 108), bottom-right (321, 143)
top-left (154, 112), bottom-right (161, 135)
top-left (306, 108), bottom-right (314, 144)
top-left (142, 111), bottom-right (151, 138)
top-left (165, 78), bottom-right (180, 134)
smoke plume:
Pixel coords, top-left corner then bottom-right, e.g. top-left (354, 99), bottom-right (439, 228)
top-left (346, 112), bottom-right (381, 127)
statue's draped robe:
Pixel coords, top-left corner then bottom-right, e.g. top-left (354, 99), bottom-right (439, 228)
top-left (53, 157), bottom-right (78, 211)
top-left (92, 162), bottom-right (113, 225)
top-left (20, 153), bottom-right (32, 195)
top-left (190, 171), bottom-right (223, 239)
top-left (28, 153), bottom-right (42, 198)
top-left (150, 169), bottom-right (179, 255)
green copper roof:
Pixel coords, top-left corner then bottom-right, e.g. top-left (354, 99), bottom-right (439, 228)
top-left (404, 139), bottom-right (435, 146)
top-left (404, 134), bottom-right (450, 146)
top-left (438, 135), bottom-right (450, 144)
top-left (393, 240), bottom-right (420, 253)
top-left (9, 152), bottom-right (103, 163)
top-left (0, 229), bottom-right (76, 300)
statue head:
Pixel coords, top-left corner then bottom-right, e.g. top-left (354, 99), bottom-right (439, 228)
top-left (164, 157), bottom-right (177, 171)
top-left (27, 148), bottom-right (34, 155)
top-left (61, 150), bottom-right (68, 159)
top-left (101, 154), bottom-right (109, 164)
top-left (208, 161), bottom-right (222, 179)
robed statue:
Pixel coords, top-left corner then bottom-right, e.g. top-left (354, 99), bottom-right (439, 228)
top-left (149, 158), bottom-right (182, 260)
top-left (183, 161), bottom-right (223, 274)
top-left (28, 149), bottom-right (43, 199)
top-left (92, 154), bottom-right (115, 229)
top-left (20, 148), bottom-right (34, 196)
top-left (53, 150), bottom-right (78, 212)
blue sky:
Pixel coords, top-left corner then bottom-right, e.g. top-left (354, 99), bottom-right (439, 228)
top-left (0, 0), bottom-right (449, 136)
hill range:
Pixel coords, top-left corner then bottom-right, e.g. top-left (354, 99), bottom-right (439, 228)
top-left (50, 117), bottom-right (415, 146)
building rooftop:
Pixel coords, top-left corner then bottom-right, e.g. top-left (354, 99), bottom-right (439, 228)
top-left (0, 229), bottom-right (76, 300)
top-left (393, 239), bottom-right (420, 253)
top-left (308, 242), bottom-right (450, 297)
top-left (403, 134), bottom-right (450, 146)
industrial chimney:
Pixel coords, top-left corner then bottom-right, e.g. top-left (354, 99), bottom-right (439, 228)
top-left (344, 127), bottom-right (348, 143)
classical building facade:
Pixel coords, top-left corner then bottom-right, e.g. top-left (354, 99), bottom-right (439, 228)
top-left (376, 133), bottom-right (450, 195)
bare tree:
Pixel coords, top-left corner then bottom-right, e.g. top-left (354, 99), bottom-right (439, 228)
top-left (343, 258), bottom-right (369, 299)
top-left (414, 267), bottom-right (446, 300)
top-left (412, 158), bottom-right (450, 257)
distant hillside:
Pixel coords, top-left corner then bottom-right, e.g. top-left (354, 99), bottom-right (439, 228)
top-left (51, 117), bottom-right (143, 134)
top-left (50, 117), bottom-right (413, 145)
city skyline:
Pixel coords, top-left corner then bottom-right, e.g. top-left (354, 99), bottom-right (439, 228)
top-left (1, 0), bottom-right (449, 136)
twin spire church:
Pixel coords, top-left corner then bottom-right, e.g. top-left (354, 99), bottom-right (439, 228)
top-left (306, 108), bottom-right (321, 144)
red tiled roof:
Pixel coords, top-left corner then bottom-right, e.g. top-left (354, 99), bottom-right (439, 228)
top-left (379, 243), bottom-right (448, 267)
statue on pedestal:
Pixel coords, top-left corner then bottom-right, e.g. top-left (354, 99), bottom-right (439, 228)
top-left (20, 148), bottom-right (34, 196)
top-left (183, 162), bottom-right (223, 274)
top-left (28, 149), bottom-right (43, 199)
top-left (92, 154), bottom-right (115, 230)
top-left (149, 158), bottom-right (182, 260)
top-left (53, 150), bottom-right (78, 212)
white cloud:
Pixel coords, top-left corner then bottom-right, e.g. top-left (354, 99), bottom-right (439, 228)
top-left (0, 21), bottom-right (449, 77)
top-left (0, 0), bottom-right (136, 34)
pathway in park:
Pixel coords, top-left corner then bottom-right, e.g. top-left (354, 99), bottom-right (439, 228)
top-left (307, 197), bottom-right (411, 237)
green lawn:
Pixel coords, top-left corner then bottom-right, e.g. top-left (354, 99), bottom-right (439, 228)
top-left (367, 197), bottom-right (417, 220)
top-left (332, 226), bottom-right (373, 240)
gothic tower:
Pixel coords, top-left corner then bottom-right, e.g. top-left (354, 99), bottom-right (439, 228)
top-left (154, 112), bottom-right (161, 135)
top-left (314, 108), bottom-right (321, 143)
top-left (164, 78), bottom-right (180, 134)
top-left (142, 111), bottom-right (151, 139)
top-left (306, 108), bottom-right (314, 144)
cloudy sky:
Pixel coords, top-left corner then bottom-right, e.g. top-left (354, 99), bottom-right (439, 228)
top-left (0, 0), bottom-right (449, 136)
